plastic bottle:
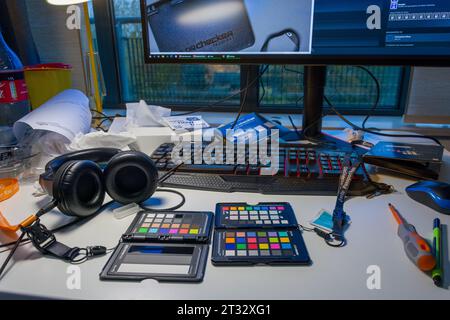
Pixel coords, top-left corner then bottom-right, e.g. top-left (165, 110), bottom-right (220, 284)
top-left (0, 29), bottom-right (30, 145)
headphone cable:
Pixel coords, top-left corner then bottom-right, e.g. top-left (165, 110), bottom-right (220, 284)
top-left (139, 164), bottom-right (187, 212)
top-left (140, 189), bottom-right (186, 212)
top-left (0, 232), bottom-right (26, 280)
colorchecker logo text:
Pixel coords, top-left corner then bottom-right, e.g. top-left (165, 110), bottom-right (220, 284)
top-left (185, 31), bottom-right (235, 52)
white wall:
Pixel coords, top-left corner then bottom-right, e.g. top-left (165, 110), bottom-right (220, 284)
top-left (405, 67), bottom-right (450, 124)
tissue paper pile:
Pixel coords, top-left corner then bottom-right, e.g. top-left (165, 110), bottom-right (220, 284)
top-left (126, 100), bottom-right (171, 128)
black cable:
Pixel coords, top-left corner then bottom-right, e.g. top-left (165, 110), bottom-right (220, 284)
top-left (298, 224), bottom-right (314, 232)
top-left (295, 95), bottom-right (304, 109)
top-left (0, 232), bottom-right (25, 279)
top-left (325, 235), bottom-right (347, 248)
top-left (282, 65), bottom-right (374, 133)
top-left (91, 110), bottom-right (122, 132)
top-left (158, 163), bottom-right (184, 185)
top-left (231, 65), bottom-right (270, 129)
top-left (91, 110), bottom-right (116, 120)
top-left (96, 118), bottom-right (111, 132)
top-left (134, 161), bottom-right (187, 212)
top-left (281, 65), bottom-right (441, 146)
top-left (231, 68), bottom-right (252, 130)
top-left (323, 96), bottom-right (442, 146)
top-left (177, 64), bottom-right (270, 116)
top-left (318, 68), bottom-right (440, 145)
top-left (283, 65), bottom-right (304, 76)
top-left (139, 189), bottom-right (186, 212)
top-left (298, 224), bottom-right (346, 248)
top-left (355, 66), bottom-right (381, 129)
top-left (259, 65), bottom-right (268, 104)
top-left (0, 200), bottom-right (115, 252)
top-left (288, 115), bottom-right (302, 140)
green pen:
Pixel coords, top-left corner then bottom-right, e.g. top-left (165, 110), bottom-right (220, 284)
top-left (432, 218), bottom-right (443, 287)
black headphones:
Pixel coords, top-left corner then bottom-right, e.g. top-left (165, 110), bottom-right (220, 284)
top-left (39, 148), bottom-right (159, 218)
top-left (0, 149), bottom-right (162, 272)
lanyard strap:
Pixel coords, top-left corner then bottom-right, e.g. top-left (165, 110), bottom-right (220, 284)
top-left (332, 154), bottom-right (361, 239)
top-left (0, 179), bottom-right (19, 202)
top-left (22, 219), bottom-right (108, 263)
top-left (22, 220), bottom-right (81, 262)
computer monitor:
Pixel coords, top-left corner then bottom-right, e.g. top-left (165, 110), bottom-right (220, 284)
top-left (140, 0), bottom-right (450, 137)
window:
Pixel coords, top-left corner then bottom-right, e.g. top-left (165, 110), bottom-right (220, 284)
top-left (91, 0), bottom-right (407, 116)
top-left (259, 65), bottom-right (406, 114)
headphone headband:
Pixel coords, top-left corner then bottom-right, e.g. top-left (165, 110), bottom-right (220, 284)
top-left (39, 148), bottom-right (121, 195)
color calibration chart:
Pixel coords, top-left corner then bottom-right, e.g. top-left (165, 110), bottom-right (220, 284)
top-left (219, 230), bottom-right (298, 257)
top-left (127, 211), bottom-right (211, 240)
top-left (102, 211), bottom-right (213, 282)
top-left (212, 203), bottom-right (311, 265)
top-left (216, 203), bottom-right (298, 228)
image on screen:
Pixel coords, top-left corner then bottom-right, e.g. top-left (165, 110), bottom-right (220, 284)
top-left (141, 0), bottom-right (450, 64)
top-left (144, 0), bottom-right (314, 55)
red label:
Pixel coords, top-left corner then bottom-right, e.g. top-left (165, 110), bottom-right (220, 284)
top-left (0, 72), bottom-right (29, 103)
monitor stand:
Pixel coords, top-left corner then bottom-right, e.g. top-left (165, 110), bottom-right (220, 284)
top-left (302, 65), bottom-right (327, 139)
top-left (280, 65), bottom-right (348, 148)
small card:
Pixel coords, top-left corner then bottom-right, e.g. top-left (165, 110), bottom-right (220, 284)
top-left (310, 210), bottom-right (351, 233)
top-left (163, 116), bottom-right (210, 131)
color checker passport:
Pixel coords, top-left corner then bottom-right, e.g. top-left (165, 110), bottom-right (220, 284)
top-left (101, 211), bottom-right (213, 282)
top-left (212, 203), bottom-right (310, 266)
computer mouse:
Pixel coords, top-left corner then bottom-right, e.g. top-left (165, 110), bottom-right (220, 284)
top-left (406, 181), bottom-right (450, 215)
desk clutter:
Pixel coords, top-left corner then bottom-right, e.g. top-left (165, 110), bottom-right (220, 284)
top-left (2, 0), bottom-right (450, 298)
top-left (0, 98), bottom-right (449, 289)
top-left (0, 144), bottom-right (449, 288)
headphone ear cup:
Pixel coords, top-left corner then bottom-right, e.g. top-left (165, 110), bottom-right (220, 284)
top-left (53, 160), bottom-right (106, 217)
top-left (104, 151), bottom-right (159, 204)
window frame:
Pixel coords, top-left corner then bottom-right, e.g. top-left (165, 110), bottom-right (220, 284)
top-left (92, 0), bottom-right (408, 116)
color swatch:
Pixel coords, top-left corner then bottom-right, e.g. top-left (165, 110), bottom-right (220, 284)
top-left (132, 212), bottom-right (208, 238)
top-left (217, 203), bottom-right (297, 228)
top-left (212, 203), bottom-right (310, 265)
top-left (218, 230), bottom-right (298, 257)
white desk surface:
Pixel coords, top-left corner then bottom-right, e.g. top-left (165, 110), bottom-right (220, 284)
top-left (1, 136), bottom-right (450, 299)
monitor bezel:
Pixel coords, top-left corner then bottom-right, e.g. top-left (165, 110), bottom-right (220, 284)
top-left (139, 0), bottom-right (450, 67)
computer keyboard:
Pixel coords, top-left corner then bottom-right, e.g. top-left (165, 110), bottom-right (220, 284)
top-left (150, 142), bottom-right (378, 196)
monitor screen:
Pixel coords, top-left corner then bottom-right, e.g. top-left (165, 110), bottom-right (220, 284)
top-left (141, 0), bottom-right (450, 65)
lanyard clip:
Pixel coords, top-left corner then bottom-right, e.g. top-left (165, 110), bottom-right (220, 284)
top-left (22, 221), bottom-right (56, 254)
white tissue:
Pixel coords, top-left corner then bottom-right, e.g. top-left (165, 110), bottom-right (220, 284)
top-left (126, 100), bottom-right (171, 128)
top-left (68, 131), bottom-right (137, 151)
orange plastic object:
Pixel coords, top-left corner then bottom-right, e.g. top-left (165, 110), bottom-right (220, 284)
top-left (0, 212), bottom-right (37, 232)
top-left (0, 178), bottom-right (19, 202)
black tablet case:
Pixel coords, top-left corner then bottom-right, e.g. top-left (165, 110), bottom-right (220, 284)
top-left (146, 0), bottom-right (255, 52)
top-left (363, 142), bottom-right (444, 180)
